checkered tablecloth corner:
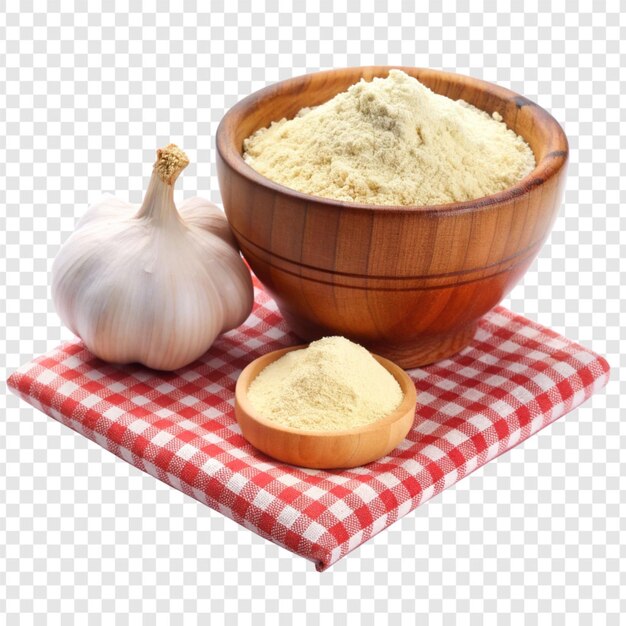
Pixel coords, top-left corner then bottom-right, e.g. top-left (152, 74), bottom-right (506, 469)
top-left (7, 279), bottom-right (610, 571)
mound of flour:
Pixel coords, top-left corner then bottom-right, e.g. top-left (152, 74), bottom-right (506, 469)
top-left (243, 70), bottom-right (535, 206)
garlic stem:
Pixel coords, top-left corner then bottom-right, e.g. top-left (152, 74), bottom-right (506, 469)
top-left (154, 144), bottom-right (189, 185)
top-left (135, 144), bottom-right (190, 224)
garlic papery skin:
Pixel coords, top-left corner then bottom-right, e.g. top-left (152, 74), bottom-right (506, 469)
top-left (51, 144), bottom-right (254, 371)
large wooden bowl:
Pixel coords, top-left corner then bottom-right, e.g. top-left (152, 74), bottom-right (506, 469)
top-left (234, 346), bottom-right (417, 469)
top-left (217, 67), bottom-right (568, 368)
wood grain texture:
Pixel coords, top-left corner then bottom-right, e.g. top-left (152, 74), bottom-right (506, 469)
top-left (217, 67), bottom-right (569, 368)
top-left (234, 346), bottom-right (417, 469)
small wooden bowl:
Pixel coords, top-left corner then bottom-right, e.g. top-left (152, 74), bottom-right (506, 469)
top-left (234, 346), bottom-right (417, 469)
top-left (217, 66), bottom-right (569, 368)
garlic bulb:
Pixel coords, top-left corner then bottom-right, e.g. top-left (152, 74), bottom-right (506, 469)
top-left (52, 144), bottom-right (253, 370)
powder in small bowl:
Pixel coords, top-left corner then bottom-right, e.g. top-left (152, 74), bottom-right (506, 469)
top-left (246, 336), bottom-right (404, 432)
top-left (243, 69), bottom-right (536, 206)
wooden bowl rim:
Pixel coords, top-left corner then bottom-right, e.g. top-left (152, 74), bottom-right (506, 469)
top-left (234, 344), bottom-right (418, 438)
top-left (217, 65), bottom-right (568, 215)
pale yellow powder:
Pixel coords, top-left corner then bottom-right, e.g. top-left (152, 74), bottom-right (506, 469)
top-left (246, 336), bottom-right (404, 432)
top-left (243, 69), bottom-right (536, 206)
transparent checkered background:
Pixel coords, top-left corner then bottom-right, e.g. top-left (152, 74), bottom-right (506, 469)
top-left (1, 2), bottom-right (624, 624)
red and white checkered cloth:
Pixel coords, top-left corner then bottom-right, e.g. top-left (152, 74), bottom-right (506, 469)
top-left (8, 278), bottom-right (610, 571)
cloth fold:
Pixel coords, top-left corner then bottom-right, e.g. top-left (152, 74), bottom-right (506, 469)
top-left (7, 279), bottom-right (610, 571)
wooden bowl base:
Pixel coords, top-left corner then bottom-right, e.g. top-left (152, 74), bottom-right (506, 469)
top-left (365, 322), bottom-right (478, 369)
top-left (280, 306), bottom-right (478, 369)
